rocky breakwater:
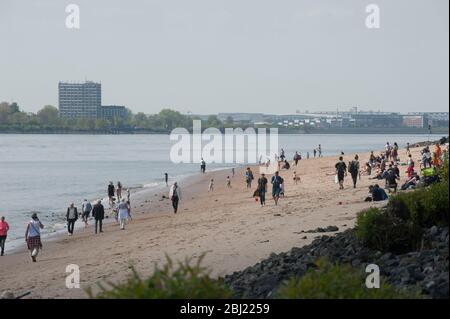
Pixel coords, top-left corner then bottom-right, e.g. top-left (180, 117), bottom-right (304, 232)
top-left (224, 226), bottom-right (448, 299)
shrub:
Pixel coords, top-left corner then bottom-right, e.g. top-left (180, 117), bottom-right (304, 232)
top-left (355, 207), bottom-right (422, 253)
top-left (275, 259), bottom-right (421, 299)
top-left (88, 254), bottom-right (232, 299)
top-left (388, 182), bottom-right (449, 227)
top-left (438, 151), bottom-right (449, 182)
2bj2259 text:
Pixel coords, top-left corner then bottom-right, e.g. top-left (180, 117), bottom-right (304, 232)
top-left (180, 303), bottom-right (270, 317)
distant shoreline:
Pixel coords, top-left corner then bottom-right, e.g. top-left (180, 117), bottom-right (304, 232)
top-left (0, 128), bottom-right (448, 135)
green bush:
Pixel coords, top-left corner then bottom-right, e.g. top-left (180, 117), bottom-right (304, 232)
top-left (438, 151), bottom-right (449, 182)
top-left (355, 207), bottom-right (422, 253)
top-left (276, 259), bottom-right (421, 299)
top-left (89, 255), bottom-right (232, 299)
top-left (388, 182), bottom-right (449, 227)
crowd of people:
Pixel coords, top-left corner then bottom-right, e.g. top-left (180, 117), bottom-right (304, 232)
top-left (1, 141), bottom-right (448, 261)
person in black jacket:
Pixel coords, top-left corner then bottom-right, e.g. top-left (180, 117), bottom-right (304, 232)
top-left (66, 203), bottom-right (78, 236)
top-left (92, 200), bottom-right (105, 234)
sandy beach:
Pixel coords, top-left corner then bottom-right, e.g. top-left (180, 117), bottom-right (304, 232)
top-left (0, 145), bottom-right (426, 298)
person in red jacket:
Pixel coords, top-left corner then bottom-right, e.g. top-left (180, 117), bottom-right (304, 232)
top-left (0, 216), bottom-right (10, 256)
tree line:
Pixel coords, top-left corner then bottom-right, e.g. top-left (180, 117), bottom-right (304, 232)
top-left (0, 102), bottom-right (229, 133)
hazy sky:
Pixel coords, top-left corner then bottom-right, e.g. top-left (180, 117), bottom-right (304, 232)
top-left (0, 0), bottom-right (448, 114)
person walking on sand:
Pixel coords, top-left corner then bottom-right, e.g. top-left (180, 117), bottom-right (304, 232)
top-left (25, 213), bottom-right (44, 262)
top-left (0, 216), bottom-right (10, 256)
top-left (257, 173), bottom-right (268, 207)
top-left (81, 199), bottom-right (92, 227)
top-left (164, 173), bottom-right (169, 186)
top-left (108, 182), bottom-right (115, 207)
top-left (208, 178), bottom-right (214, 192)
top-left (307, 152), bottom-right (310, 159)
top-left (231, 168), bottom-right (235, 177)
top-left (226, 176), bottom-right (232, 188)
top-left (169, 182), bottom-right (181, 214)
top-left (245, 167), bottom-right (254, 189)
top-left (318, 144), bottom-right (322, 157)
top-left (406, 142), bottom-right (411, 156)
top-left (293, 151), bottom-right (301, 166)
top-left (126, 188), bottom-right (131, 202)
top-left (92, 200), bottom-right (105, 234)
top-left (335, 156), bottom-right (347, 190)
top-left (407, 154), bottom-right (415, 178)
top-left (313, 148), bottom-right (317, 158)
top-left (348, 155), bottom-right (360, 188)
top-left (118, 199), bottom-right (130, 230)
top-left (66, 203), bottom-right (78, 236)
top-left (117, 181), bottom-right (123, 200)
top-left (200, 158), bottom-right (206, 173)
top-left (271, 171), bottom-right (283, 206)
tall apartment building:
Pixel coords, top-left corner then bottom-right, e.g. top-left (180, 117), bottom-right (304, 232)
top-left (58, 81), bottom-right (102, 119)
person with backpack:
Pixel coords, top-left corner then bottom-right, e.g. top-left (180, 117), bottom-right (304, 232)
top-left (66, 203), bottom-right (78, 236)
top-left (335, 156), bottom-right (347, 190)
top-left (348, 155), bottom-right (360, 188)
top-left (271, 171), bottom-right (284, 205)
top-left (81, 199), bottom-right (92, 227)
top-left (92, 200), bottom-right (105, 234)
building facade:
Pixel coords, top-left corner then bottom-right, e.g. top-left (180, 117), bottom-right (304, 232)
top-left (58, 81), bottom-right (102, 119)
top-left (100, 105), bottom-right (127, 120)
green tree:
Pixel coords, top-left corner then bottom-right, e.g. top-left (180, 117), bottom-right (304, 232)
top-left (37, 105), bottom-right (59, 125)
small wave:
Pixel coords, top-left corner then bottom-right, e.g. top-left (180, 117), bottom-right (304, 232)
top-left (143, 182), bottom-right (159, 188)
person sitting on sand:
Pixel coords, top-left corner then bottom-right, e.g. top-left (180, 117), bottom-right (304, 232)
top-left (365, 184), bottom-right (388, 202)
top-left (0, 216), bottom-right (10, 256)
top-left (25, 213), bottom-right (44, 262)
top-left (169, 182), bottom-right (181, 214)
top-left (283, 160), bottom-right (290, 170)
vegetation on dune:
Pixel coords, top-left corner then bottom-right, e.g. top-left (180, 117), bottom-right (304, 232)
top-left (275, 259), bottom-right (421, 299)
top-left (88, 255), bottom-right (232, 299)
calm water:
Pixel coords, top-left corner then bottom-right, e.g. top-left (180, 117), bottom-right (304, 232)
top-left (0, 133), bottom-right (442, 251)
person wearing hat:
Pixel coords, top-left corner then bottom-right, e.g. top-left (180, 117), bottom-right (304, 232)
top-left (24, 213), bottom-right (44, 262)
top-left (92, 200), bottom-right (105, 234)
